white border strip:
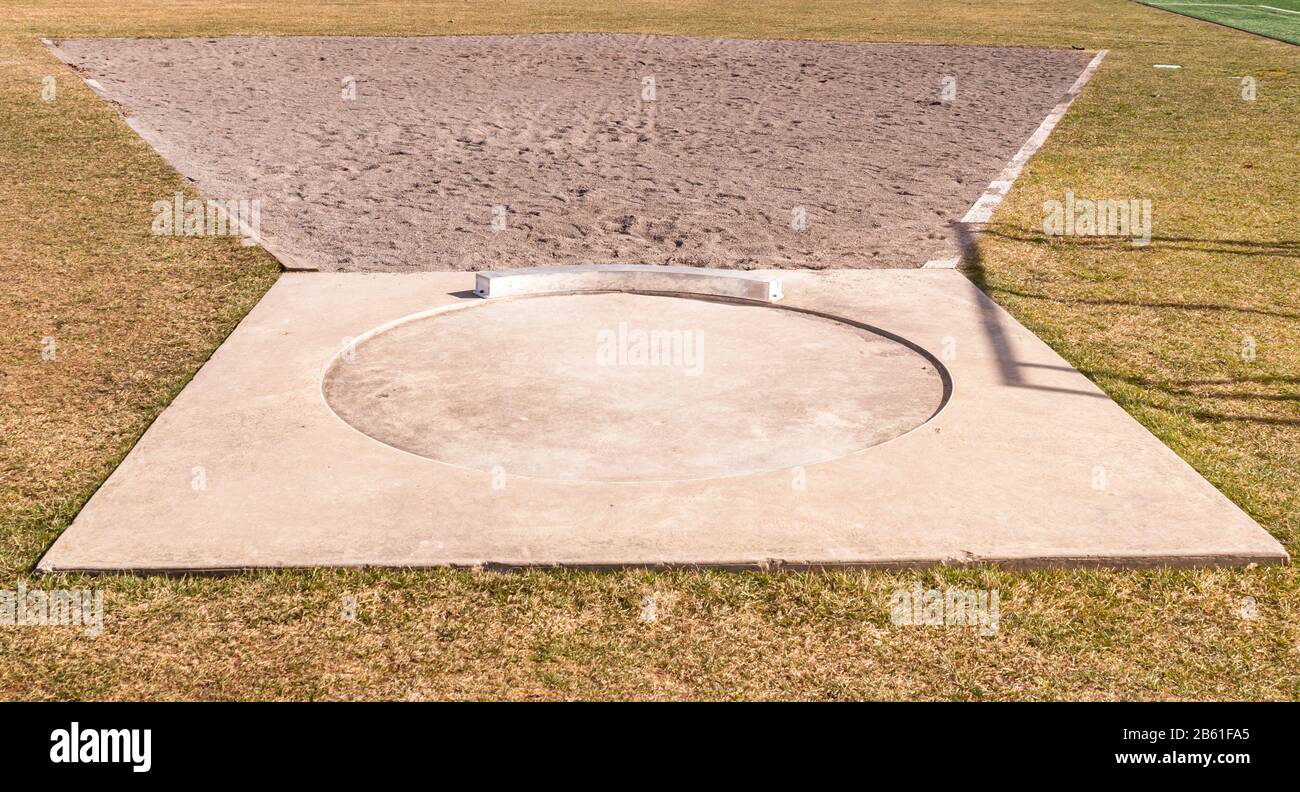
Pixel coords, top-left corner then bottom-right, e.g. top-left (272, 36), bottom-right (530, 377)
top-left (40, 38), bottom-right (320, 272)
top-left (961, 49), bottom-right (1109, 225)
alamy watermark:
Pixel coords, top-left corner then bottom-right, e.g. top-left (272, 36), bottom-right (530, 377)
top-left (152, 193), bottom-right (261, 245)
top-left (890, 583), bottom-right (1000, 636)
top-left (595, 322), bottom-right (704, 376)
top-left (50, 722), bottom-right (150, 772)
top-left (0, 583), bottom-right (103, 636)
top-left (1240, 76), bottom-right (1256, 101)
top-left (940, 75), bottom-right (957, 103)
top-left (1043, 191), bottom-right (1151, 247)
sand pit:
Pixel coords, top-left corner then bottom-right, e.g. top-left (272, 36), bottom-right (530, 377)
top-left (54, 34), bottom-right (1092, 271)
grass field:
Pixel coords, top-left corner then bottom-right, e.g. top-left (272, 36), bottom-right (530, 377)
top-left (1140, 0), bottom-right (1300, 45)
top-left (1, 1), bottom-right (1297, 700)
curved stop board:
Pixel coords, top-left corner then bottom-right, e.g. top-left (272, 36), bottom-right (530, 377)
top-left (474, 264), bottom-right (783, 303)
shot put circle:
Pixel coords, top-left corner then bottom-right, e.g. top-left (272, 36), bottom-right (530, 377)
top-left (323, 291), bottom-right (948, 482)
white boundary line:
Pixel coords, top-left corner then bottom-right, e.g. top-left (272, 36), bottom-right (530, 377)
top-left (1157, 3), bottom-right (1300, 13)
top-left (960, 49), bottom-right (1109, 225)
top-left (40, 37), bottom-right (320, 271)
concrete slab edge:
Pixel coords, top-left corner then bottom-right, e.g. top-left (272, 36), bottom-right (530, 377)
top-left (37, 550), bottom-right (1288, 577)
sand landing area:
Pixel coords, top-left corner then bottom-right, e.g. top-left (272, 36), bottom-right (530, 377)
top-left (54, 34), bottom-right (1092, 272)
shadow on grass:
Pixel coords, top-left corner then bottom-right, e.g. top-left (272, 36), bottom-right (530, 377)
top-left (970, 227), bottom-right (1300, 320)
top-left (953, 222), bottom-right (1300, 428)
top-left (981, 226), bottom-right (1300, 259)
top-left (1092, 371), bottom-right (1300, 426)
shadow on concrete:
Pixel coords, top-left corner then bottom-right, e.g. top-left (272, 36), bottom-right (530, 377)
top-left (952, 221), bottom-right (1109, 400)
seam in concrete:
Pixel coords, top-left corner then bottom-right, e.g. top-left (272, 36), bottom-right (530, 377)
top-left (960, 49), bottom-right (1109, 226)
top-left (41, 37), bottom-right (320, 273)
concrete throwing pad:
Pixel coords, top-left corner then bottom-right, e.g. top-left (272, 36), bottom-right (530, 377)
top-left (322, 292), bottom-right (947, 481)
top-left (39, 270), bottom-right (1287, 572)
top-left (49, 34), bottom-right (1093, 271)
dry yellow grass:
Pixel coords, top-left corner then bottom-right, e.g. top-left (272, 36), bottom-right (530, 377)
top-left (0, 1), bottom-right (1296, 700)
